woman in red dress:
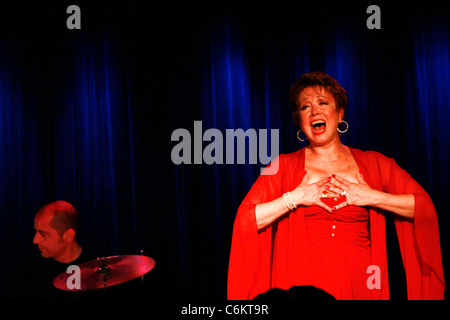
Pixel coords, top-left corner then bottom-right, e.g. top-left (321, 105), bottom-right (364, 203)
top-left (227, 72), bottom-right (444, 300)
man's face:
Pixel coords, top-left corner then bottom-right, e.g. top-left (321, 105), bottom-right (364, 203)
top-left (33, 211), bottom-right (66, 259)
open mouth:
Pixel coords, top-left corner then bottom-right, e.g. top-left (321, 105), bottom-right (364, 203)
top-left (311, 120), bottom-right (326, 134)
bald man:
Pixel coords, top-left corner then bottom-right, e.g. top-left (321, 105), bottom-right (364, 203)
top-left (9, 200), bottom-right (98, 299)
top-left (33, 200), bottom-right (82, 263)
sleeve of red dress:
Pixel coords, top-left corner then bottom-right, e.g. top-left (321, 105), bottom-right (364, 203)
top-left (379, 154), bottom-right (445, 299)
top-left (227, 156), bottom-right (283, 300)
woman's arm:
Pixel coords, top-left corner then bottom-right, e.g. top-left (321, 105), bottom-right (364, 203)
top-left (369, 191), bottom-right (414, 218)
top-left (255, 197), bottom-right (291, 230)
top-left (255, 172), bottom-right (333, 230)
top-left (329, 172), bottom-right (415, 219)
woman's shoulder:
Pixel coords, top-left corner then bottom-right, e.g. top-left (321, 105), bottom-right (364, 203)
top-left (276, 146), bottom-right (397, 170)
top-left (260, 149), bottom-right (304, 176)
top-left (281, 148), bottom-right (305, 159)
top-left (275, 147), bottom-right (394, 166)
top-left (348, 146), bottom-right (393, 162)
top-left (277, 148), bottom-right (305, 166)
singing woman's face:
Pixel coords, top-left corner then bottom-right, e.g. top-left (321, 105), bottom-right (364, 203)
top-left (298, 86), bottom-right (344, 146)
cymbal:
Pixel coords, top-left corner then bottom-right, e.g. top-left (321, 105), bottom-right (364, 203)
top-left (53, 255), bottom-right (155, 291)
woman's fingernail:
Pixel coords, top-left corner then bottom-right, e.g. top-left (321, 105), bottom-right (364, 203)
top-left (332, 174), bottom-right (336, 178)
top-left (325, 185), bottom-right (330, 189)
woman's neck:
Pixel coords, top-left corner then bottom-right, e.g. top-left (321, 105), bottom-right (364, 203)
top-left (307, 140), bottom-right (347, 162)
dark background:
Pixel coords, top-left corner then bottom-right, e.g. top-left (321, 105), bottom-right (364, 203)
top-left (0, 1), bottom-right (448, 300)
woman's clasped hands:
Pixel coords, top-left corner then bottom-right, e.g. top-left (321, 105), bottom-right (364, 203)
top-left (291, 171), bottom-right (376, 214)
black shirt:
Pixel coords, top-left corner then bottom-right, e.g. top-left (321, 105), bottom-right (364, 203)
top-left (7, 249), bottom-right (103, 300)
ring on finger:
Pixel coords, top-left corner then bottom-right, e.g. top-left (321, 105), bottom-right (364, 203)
top-left (321, 193), bottom-right (327, 198)
top-left (340, 190), bottom-right (347, 197)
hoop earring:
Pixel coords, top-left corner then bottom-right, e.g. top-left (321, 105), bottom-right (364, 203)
top-left (337, 120), bottom-right (349, 133)
top-left (297, 130), bottom-right (307, 142)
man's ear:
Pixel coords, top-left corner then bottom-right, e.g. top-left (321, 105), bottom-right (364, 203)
top-left (63, 228), bottom-right (75, 243)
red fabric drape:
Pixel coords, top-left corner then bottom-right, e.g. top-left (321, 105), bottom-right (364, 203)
top-left (227, 147), bottom-right (444, 300)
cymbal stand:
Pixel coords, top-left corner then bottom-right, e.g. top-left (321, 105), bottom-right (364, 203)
top-left (97, 257), bottom-right (112, 292)
top-left (140, 250), bottom-right (144, 284)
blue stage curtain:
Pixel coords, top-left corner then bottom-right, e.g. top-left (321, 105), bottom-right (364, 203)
top-left (0, 2), bottom-right (448, 299)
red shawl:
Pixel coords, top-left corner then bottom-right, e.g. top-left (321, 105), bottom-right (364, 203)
top-left (227, 147), bottom-right (445, 300)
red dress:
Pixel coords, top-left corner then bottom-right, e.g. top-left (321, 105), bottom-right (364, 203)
top-left (302, 197), bottom-right (371, 299)
top-left (227, 147), bottom-right (445, 300)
